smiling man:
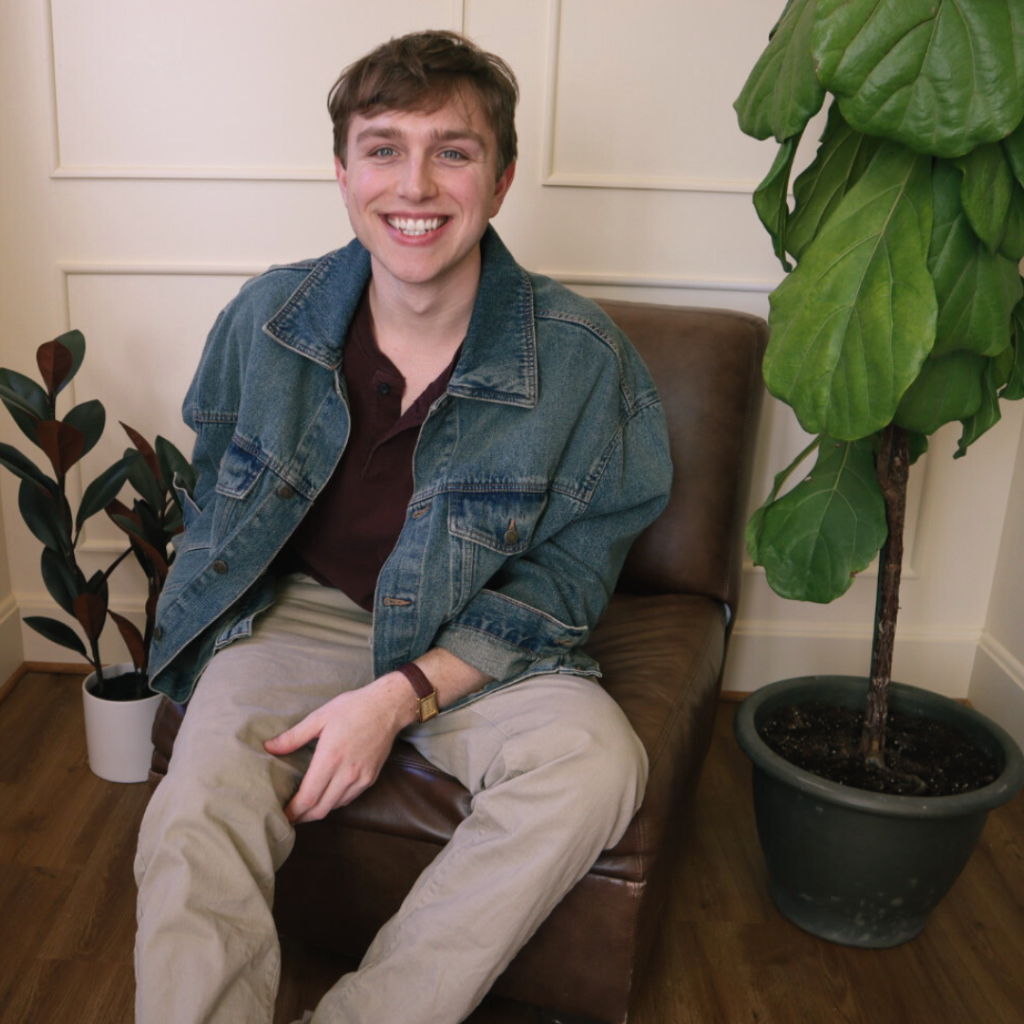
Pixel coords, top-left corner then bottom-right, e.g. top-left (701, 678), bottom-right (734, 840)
top-left (134, 30), bottom-right (671, 1024)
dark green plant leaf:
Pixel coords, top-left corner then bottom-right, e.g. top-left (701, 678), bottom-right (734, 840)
top-left (125, 449), bottom-right (164, 510)
top-left (40, 547), bottom-right (77, 614)
top-left (75, 455), bottom-right (132, 530)
top-left (24, 615), bottom-right (87, 658)
top-left (62, 400), bottom-right (106, 459)
top-left (1002, 297), bottom-right (1024, 400)
top-left (37, 339), bottom-right (74, 397)
top-left (18, 478), bottom-right (68, 553)
top-left (156, 436), bottom-right (196, 513)
top-left (750, 436), bottom-right (887, 603)
top-left (1003, 120), bottom-right (1024, 188)
top-left (813, 0), bottom-right (1024, 158)
top-left (121, 422), bottom-right (161, 482)
top-left (765, 143), bottom-right (936, 439)
top-left (928, 160), bottom-right (1023, 357)
top-left (49, 330), bottom-right (85, 392)
top-left (894, 350), bottom-right (987, 434)
top-left (0, 442), bottom-right (56, 494)
top-left (753, 135), bottom-right (800, 271)
top-left (907, 432), bottom-right (929, 464)
top-left (957, 357), bottom-right (1005, 457)
top-left (955, 143), bottom-right (1016, 254)
top-left (786, 102), bottom-right (884, 261)
top-left (747, 435), bottom-right (822, 565)
top-left (734, 0), bottom-right (824, 142)
top-left (0, 369), bottom-right (50, 420)
top-left (999, 180), bottom-right (1024, 263)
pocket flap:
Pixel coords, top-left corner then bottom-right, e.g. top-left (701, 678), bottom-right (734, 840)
top-left (448, 489), bottom-right (547, 555)
top-left (214, 440), bottom-right (266, 499)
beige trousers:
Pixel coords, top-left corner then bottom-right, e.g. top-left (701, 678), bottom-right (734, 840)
top-left (134, 579), bottom-right (647, 1024)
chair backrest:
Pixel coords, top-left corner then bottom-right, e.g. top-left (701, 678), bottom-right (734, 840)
top-left (597, 301), bottom-right (768, 621)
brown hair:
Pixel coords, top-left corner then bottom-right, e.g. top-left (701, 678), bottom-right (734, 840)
top-left (327, 30), bottom-right (519, 178)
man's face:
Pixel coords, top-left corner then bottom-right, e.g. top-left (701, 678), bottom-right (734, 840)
top-left (336, 96), bottom-right (515, 299)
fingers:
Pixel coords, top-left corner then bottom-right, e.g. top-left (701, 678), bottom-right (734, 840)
top-left (285, 751), bottom-right (377, 823)
top-left (264, 713), bottom-right (320, 756)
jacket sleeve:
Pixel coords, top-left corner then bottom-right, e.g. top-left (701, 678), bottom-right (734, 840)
top-left (431, 393), bottom-right (672, 682)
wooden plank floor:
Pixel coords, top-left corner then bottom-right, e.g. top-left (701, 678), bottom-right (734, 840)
top-left (1, 669), bottom-right (1022, 1023)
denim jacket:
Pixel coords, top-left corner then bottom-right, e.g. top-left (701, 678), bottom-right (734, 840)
top-left (148, 228), bottom-right (672, 708)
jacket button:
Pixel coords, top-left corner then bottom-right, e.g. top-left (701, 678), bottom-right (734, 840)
top-left (276, 483), bottom-right (295, 499)
top-left (153, 626), bottom-right (163, 641)
top-left (213, 559), bottom-right (228, 574)
top-left (504, 520), bottom-right (520, 545)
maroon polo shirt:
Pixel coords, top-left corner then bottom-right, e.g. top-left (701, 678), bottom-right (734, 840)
top-left (285, 288), bottom-right (459, 610)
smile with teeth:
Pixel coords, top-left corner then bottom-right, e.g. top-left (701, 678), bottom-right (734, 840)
top-left (386, 215), bottom-right (448, 236)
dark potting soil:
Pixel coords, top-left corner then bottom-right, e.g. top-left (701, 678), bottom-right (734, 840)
top-left (760, 702), bottom-right (1000, 796)
top-left (92, 670), bottom-right (152, 703)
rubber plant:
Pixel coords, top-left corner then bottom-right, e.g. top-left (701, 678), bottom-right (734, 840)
top-left (0, 330), bottom-right (193, 699)
top-left (736, 0), bottom-right (1024, 770)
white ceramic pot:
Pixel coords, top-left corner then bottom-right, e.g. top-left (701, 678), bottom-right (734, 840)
top-left (82, 663), bottom-right (162, 783)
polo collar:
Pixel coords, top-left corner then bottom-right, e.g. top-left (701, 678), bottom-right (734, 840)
top-left (263, 226), bottom-right (537, 409)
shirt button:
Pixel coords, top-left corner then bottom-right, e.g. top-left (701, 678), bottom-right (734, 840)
top-left (153, 626), bottom-right (163, 641)
top-left (276, 483), bottom-right (295, 499)
top-left (378, 382), bottom-right (391, 395)
top-left (213, 559), bottom-right (228, 574)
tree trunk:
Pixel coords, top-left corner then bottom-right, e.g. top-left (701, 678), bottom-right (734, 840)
top-left (860, 424), bottom-right (910, 768)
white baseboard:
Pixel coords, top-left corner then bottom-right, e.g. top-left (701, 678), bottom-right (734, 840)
top-left (724, 621), bottom-right (980, 700)
top-left (969, 635), bottom-right (1024, 752)
top-left (0, 595), bottom-right (25, 684)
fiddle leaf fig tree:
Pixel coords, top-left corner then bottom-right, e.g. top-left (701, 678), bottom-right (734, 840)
top-left (737, 0), bottom-right (1024, 768)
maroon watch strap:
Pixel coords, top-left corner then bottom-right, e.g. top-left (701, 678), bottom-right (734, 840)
top-left (397, 661), bottom-right (434, 700)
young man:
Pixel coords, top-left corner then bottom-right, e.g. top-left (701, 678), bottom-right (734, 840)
top-left (135, 30), bottom-right (671, 1024)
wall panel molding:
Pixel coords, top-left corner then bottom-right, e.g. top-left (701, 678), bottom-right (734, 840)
top-left (540, 0), bottom-right (765, 194)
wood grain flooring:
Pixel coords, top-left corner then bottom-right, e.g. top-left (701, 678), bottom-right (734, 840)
top-left (1, 670), bottom-right (1022, 1024)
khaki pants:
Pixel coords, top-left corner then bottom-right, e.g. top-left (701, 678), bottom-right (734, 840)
top-left (135, 579), bottom-right (647, 1024)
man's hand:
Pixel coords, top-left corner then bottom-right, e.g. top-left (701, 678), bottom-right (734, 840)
top-left (264, 673), bottom-right (418, 824)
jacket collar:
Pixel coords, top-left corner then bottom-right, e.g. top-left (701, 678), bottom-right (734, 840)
top-left (263, 226), bottom-right (537, 408)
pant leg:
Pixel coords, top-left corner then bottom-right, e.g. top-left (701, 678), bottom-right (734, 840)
top-left (134, 582), bottom-right (375, 1024)
top-left (313, 673), bottom-right (648, 1024)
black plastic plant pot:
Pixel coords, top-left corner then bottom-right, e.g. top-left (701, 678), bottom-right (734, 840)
top-left (734, 676), bottom-right (1024, 948)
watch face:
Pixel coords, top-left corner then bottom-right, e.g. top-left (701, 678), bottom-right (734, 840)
top-left (419, 691), bottom-right (440, 722)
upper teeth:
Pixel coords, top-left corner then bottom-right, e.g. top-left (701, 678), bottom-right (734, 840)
top-left (388, 217), bottom-right (444, 235)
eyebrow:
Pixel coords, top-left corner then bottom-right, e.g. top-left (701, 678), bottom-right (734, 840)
top-left (354, 125), bottom-right (488, 149)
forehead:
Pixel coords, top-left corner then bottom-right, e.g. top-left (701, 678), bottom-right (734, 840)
top-left (347, 97), bottom-right (497, 151)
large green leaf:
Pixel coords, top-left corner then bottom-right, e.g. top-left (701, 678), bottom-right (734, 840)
top-left (49, 330), bottom-right (85, 393)
top-left (40, 547), bottom-right (77, 615)
top-left (787, 103), bottom-right (883, 261)
top-left (75, 455), bottom-right (132, 530)
top-left (813, 0), bottom-right (1024, 159)
top-left (0, 369), bottom-right (49, 420)
top-left (955, 144), bottom-right (1017, 254)
top-left (894, 351), bottom-right (986, 434)
top-left (156, 436), bottom-right (197, 511)
top-left (1003, 297), bottom-right (1024, 401)
top-left (734, 0), bottom-right (824, 143)
top-left (18, 478), bottom-right (68, 553)
top-left (62, 400), bottom-right (105, 459)
top-left (1002, 119), bottom-right (1024, 187)
top-left (750, 436), bottom-right (887, 603)
top-left (125, 448), bottom-right (164, 511)
top-left (24, 615), bottom-right (87, 659)
top-left (957, 357), bottom-right (1006, 457)
top-left (0, 442), bottom-right (55, 494)
top-left (753, 135), bottom-right (800, 271)
top-left (928, 160), bottom-right (1023, 358)
top-left (765, 142), bottom-right (936, 439)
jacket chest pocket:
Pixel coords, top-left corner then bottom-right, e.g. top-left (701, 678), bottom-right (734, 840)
top-left (447, 489), bottom-right (547, 604)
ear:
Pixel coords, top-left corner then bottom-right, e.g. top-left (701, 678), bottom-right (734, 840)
top-left (334, 155), bottom-right (348, 207)
top-left (489, 161), bottom-right (516, 218)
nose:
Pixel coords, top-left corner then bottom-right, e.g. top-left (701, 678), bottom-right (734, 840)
top-left (398, 156), bottom-right (437, 202)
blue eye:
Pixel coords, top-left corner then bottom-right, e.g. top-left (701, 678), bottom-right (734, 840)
top-left (372, 146), bottom-right (397, 158)
top-left (440, 149), bottom-right (467, 160)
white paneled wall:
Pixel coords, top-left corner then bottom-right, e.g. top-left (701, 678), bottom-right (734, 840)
top-left (2, 0), bottom-right (1023, 713)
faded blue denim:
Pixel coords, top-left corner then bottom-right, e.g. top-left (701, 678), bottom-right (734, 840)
top-left (149, 228), bottom-right (672, 709)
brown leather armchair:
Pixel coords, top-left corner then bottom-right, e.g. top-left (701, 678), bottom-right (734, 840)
top-left (151, 302), bottom-right (767, 1024)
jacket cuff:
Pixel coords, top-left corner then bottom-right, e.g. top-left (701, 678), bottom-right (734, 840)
top-left (432, 589), bottom-right (590, 683)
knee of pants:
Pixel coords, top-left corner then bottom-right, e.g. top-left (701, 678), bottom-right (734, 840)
top-left (506, 704), bottom-right (649, 839)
